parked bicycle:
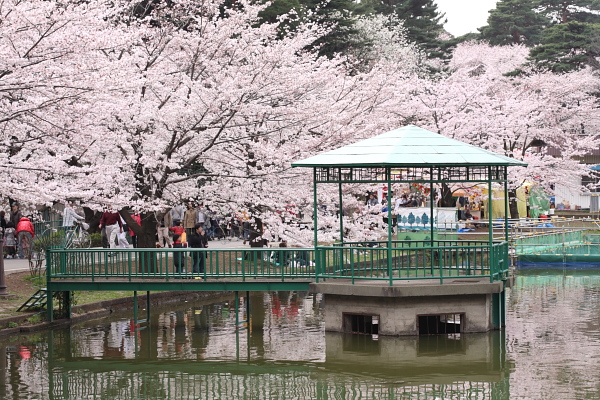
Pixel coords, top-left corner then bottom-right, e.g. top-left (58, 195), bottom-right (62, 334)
top-left (64, 221), bottom-right (91, 249)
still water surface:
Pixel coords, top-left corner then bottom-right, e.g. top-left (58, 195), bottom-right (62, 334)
top-left (1, 269), bottom-right (599, 399)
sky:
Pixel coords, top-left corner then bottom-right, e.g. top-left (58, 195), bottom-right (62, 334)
top-left (434, 0), bottom-right (498, 37)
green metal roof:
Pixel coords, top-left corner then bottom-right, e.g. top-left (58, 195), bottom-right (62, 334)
top-left (292, 125), bottom-right (528, 168)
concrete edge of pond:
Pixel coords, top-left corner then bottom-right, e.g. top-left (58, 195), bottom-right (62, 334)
top-left (0, 290), bottom-right (225, 337)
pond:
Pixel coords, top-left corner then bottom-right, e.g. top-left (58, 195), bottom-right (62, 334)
top-left (1, 268), bottom-right (599, 399)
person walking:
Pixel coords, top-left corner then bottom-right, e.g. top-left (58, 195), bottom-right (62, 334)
top-left (16, 216), bottom-right (34, 259)
top-left (62, 201), bottom-right (85, 229)
top-left (171, 204), bottom-right (185, 227)
top-left (188, 223), bottom-right (208, 275)
top-left (241, 211), bottom-right (250, 244)
top-left (98, 210), bottom-right (123, 253)
top-left (0, 210), bottom-right (7, 232)
top-left (196, 203), bottom-right (207, 230)
top-left (157, 209), bottom-right (173, 248)
top-left (172, 234), bottom-right (186, 276)
top-left (118, 216), bottom-right (130, 248)
top-left (9, 203), bottom-right (22, 229)
top-left (129, 213), bottom-right (141, 248)
top-left (183, 202), bottom-right (197, 237)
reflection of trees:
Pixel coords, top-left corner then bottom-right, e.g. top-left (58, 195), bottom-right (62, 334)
top-left (0, 290), bottom-right (515, 399)
top-left (507, 273), bottom-right (600, 399)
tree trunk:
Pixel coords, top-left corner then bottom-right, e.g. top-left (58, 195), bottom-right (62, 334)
top-left (120, 210), bottom-right (159, 272)
top-left (508, 188), bottom-right (520, 219)
top-left (439, 183), bottom-right (455, 207)
top-left (249, 218), bottom-right (264, 247)
top-left (83, 208), bottom-right (103, 233)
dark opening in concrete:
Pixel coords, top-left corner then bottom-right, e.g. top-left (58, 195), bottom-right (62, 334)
top-left (418, 313), bottom-right (463, 335)
top-left (343, 313), bottom-right (379, 335)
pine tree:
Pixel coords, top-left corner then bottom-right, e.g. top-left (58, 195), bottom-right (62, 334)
top-left (529, 21), bottom-right (600, 72)
top-left (258, 0), bottom-right (365, 59)
top-left (366, 0), bottom-right (447, 59)
top-left (535, 0), bottom-right (600, 24)
top-left (304, 0), bottom-right (363, 58)
top-left (399, 0), bottom-right (447, 58)
top-left (479, 0), bottom-right (545, 46)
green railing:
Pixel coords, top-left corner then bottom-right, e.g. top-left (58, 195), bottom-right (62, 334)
top-left (316, 240), bottom-right (508, 284)
top-left (33, 219), bottom-right (62, 236)
top-left (47, 248), bottom-right (316, 282)
top-left (47, 241), bottom-right (508, 285)
top-left (514, 229), bottom-right (586, 255)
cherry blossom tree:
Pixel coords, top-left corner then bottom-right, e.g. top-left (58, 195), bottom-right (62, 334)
top-left (0, 0), bottom-right (415, 247)
top-left (0, 0), bottom-right (129, 208)
top-left (397, 42), bottom-right (600, 217)
top-left (12, 1), bottom-right (597, 245)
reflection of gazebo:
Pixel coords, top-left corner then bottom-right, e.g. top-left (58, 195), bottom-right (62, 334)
top-left (292, 125), bottom-right (527, 287)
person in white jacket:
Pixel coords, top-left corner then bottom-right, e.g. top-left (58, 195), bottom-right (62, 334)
top-left (62, 202), bottom-right (85, 228)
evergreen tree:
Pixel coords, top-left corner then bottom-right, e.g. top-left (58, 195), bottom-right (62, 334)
top-left (529, 21), bottom-right (600, 71)
top-left (305, 0), bottom-right (363, 58)
top-left (258, 0), bottom-right (365, 59)
top-left (479, 0), bottom-right (545, 46)
top-left (535, 0), bottom-right (600, 24)
top-left (400, 0), bottom-right (448, 59)
top-left (367, 0), bottom-right (448, 59)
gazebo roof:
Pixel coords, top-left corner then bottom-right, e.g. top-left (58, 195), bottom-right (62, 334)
top-left (292, 125), bottom-right (527, 168)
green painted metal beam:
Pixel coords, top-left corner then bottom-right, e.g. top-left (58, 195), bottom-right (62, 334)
top-left (47, 280), bottom-right (312, 292)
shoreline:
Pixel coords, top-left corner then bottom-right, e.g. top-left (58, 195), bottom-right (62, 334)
top-left (0, 289), bottom-right (225, 336)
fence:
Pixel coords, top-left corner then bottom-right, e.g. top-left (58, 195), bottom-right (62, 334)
top-left (47, 247), bottom-right (316, 282)
top-left (47, 241), bottom-right (509, 286)
top-left (315, 240), bottom-right (508, 284)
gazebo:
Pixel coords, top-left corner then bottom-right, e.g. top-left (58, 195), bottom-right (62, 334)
top-left (292, 125), bottom-right (526, 334)
top-left (292, 125), bottom-right (527, 334)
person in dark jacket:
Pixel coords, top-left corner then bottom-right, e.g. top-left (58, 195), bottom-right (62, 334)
top-left (0, 210), bottom-right (7, 232)
top-left (9, 203), bottom-right (22, 229)
top-left (172, 234), bottom-right (186, 277)
top-left (188, 224), bottom-right (208, 274)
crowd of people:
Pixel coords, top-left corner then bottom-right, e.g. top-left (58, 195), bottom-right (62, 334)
top-left (94, 203), bottom-right (254, 252)
top-left (1, 201), bottom-right (286, 261)
top-left (156, 203), bottom-right (252, 248)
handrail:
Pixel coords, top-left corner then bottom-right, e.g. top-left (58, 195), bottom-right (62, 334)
top-left (316, 241), bottom-right (508, 285)
top-left (47, 247), bottom-right (316, 283)
top-left (46, 242), bottom-right (509, 285)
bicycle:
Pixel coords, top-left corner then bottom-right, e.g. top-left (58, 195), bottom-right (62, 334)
top-left (64, 221), bottom-right (91, 249)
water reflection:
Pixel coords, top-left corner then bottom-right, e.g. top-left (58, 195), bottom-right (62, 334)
top-left (507, 269), bottom-right (600, 400)
top-left (0, 291), bottom-right (510, 399)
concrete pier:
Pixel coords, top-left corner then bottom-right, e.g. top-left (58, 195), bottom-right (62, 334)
top-left (311, 278), bottom-right (505, 336)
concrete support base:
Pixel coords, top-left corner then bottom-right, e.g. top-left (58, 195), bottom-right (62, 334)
top-left (310, 278), bottom-right (506, 336)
